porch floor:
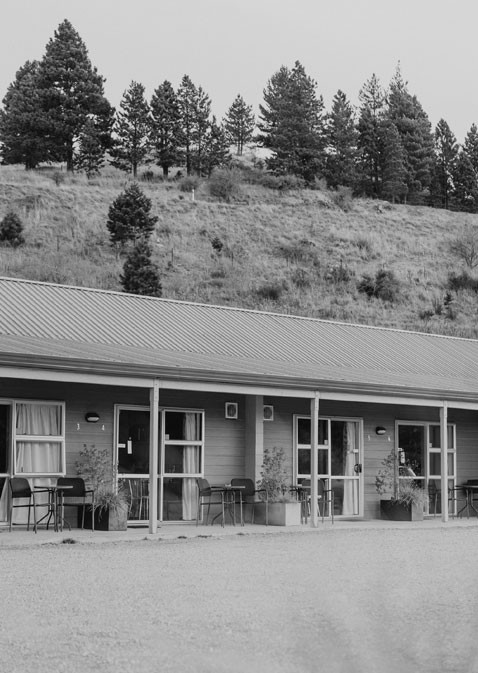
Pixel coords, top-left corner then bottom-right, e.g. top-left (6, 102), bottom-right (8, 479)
top-left (1, 515), bottom-right (478, 547)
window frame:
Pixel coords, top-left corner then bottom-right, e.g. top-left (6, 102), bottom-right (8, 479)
top-left (13, 399), bottom-right (66, 477)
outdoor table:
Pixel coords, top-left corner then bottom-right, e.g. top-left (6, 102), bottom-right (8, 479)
top-left (210, 484), bottom-right (245, 527)
top-left (34, 484), bottom-right (73, 532)
top-left (457, 484), bottom-right (478, 518)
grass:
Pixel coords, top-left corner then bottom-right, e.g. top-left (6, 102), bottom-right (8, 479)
top-left (1, 163), bottom-right (478, 337)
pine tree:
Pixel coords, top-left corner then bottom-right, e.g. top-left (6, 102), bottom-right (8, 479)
top-left (357, 73), bottom-right (386, 197)
top-left (0, 211), bottom-right (25, 247)
top-left (453, 151), bottom-right (478, 212)
top-left (120, 239), bottom-right (162, 297)
top-left (177, 75), bottom-right (197, 176)
top-left (386, 64), bottom-right (434, 199)
top-left (0, 61), bottom-right (45, 169)
top-left (325, 90), bottom-right (358, 189)
top-left (150, 80), bottom-right (181, 178)
top-left (75, 115), bottom-right (112, 177)
top-left (110, 81), bottom-right (151, 178)
top-left (258, 61), bottom-right (327, 182)
top-left (223, 94), bottom-right (255, 155)
top-left (191, 85), bottom-right (212, 175)
top-left (202, 116), bottom-right (230, 176)
top-left (463, 124), bottom-right (478, 174)
top-left (381, 122), bottom-right (408, 203)
top-left (36, 19), bottom-right (113, 171)
top-left (107, 183), bottom-right (158, 247)
top-left (430, 119), bottom-right (458, 209)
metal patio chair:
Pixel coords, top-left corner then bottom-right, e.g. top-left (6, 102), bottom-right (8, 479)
top-left (231, 478), bottom-right (268, 525)
top-left (8, 477), bottom-right (49, 533)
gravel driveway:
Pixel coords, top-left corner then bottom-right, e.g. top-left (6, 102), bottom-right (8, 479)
top-left (1, 526), bottom-right (477, 673)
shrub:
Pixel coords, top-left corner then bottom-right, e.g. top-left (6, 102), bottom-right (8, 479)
top-left (447, 271), bottom-right (478, 293)
top-left (0, 211), bottom-right (25, 247)
top-left (178, 175), bottom-right (200, 193)
top-left (259, 173), bottom-right (305, 191)
top-left (255, 281), bottom-right (285, 301)
top-left (211, 236), bottom-right (224, 254)
top-left (449, 226), bottom-right (478, 269)
top-left (330, 186), bottom-right (353, 212)
top-left (208, 168), bottom-right (242, 201)
top-left (276, 239), bottom-right (317, 264)
top-left (107, 183), bottom-right (158, 248)
top-left (324, 261), bottom-right (353, 284)
top-left (257, 447), bottom-right (290, 502)
top-left (357, 268), bottom-right (400, 302)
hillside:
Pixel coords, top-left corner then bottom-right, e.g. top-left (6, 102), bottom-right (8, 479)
top-left (0, 164), bottom-right (477, 339)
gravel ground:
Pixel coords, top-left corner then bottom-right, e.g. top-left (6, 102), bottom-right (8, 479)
top-left (1, 526), bottom-right (477, 673)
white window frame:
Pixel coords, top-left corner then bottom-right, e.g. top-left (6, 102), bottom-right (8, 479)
top-left (13, 399), bottom-right (66, 477)
top-left (396, 420), bottom-right (457, 486)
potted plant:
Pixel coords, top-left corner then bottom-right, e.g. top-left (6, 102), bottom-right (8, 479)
top-left (375, 449), bottom-right (428, 521)
top-left (253, 446), bottom-right (301, 526)
top-left (76, 444), bottom-right (129, 531)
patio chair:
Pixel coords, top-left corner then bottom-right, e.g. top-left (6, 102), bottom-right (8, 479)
top-left (231, 478), bottom-right (268, 525)
top-left (196, 478), bottom-right (224, 526)
top-left (8, 477), bottom-right (49, 533)
top-left (127, 479), bottom-right (149, 521)
top-left (301, 478), bottom-right (335, 524)
top-left (56, 477), bottom-right (95, 531)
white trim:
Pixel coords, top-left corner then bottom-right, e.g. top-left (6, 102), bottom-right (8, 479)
top-left (12, 400), bottom-right (66, 477)
top-left (0, 366), bottom-right (153, 388)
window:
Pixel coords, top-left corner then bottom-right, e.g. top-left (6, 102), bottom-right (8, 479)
top-left (13, 401), bottom-right (65, 476)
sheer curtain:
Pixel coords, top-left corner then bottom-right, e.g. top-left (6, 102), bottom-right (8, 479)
top-left (182, 413), bottom-right (200, 520)
top-left (342, 422), bottom-right (358, 516)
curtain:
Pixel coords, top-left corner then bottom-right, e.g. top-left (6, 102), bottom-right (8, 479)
top-left (182, 413), bottom-right (200, 520)
top-left (16, 404), bottom-right (61, 474)
top-left (342, 422), bottom-right (358, 516)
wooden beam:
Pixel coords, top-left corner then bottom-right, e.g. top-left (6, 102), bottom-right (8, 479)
top-left (149, 380), bottom-right (159, 533)
top-left (310, 392), bottom-right (320, 528)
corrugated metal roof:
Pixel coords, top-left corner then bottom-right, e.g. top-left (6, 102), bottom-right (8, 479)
top-left (1, 276), bottom-right (478, 399)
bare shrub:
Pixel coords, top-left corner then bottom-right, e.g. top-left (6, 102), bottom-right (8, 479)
top-left (449, 226), bottom-right (478, 269)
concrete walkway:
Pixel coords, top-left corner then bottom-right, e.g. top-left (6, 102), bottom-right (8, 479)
top-left (2, 515), bottom-right (478, 547)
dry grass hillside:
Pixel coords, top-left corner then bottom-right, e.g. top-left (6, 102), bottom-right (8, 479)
top-left (1, 163), bottom-right (478, 338)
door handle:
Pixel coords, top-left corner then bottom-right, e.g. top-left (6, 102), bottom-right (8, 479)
top-left (354, 463), bottom-right (362, 474)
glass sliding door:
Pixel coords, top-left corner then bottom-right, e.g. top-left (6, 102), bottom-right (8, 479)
top-left (0, 404), bottom-right (11, 523)
top-left (397, 421), bottom-right (456, 515)
top-left (116, 406), bottom-right (205, 524)
top-left (296, 416), bottom-right (363, 518)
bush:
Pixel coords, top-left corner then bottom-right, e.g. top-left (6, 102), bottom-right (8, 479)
top-left (357, 268), bottom-right (400, 302)
top-left (447, 271), bottom-right (478, 293)
top-left (107, 183), bottom-right (158, 248)
top-left (0, 211), bottom-right (25, 247)
top-left (208, 168), bottom-right (242, 201)
top-left (259, 173), bottom-right (305, 191)
top-left (324, 261), bottom-right (353, 284)
top-left (255, 281), bottom-right (285, 301)
top-left (449, 226), bottom-right (478, 269)
top-left (330, 186), bottom-right (353, 212)
top-left (178, 176), bottom-right (200, 193)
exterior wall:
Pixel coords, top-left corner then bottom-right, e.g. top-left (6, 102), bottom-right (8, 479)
top-left (2, 376), bottom-right (478, 520)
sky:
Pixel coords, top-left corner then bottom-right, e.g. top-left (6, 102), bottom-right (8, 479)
top-left (0, 0), bottom-right (477, 142)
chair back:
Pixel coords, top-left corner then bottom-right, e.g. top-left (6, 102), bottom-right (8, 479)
top-left (231, 478), bottom-right (255, 497)
top-left (466, 479), bottom-right (478, 486)
top-left (9, 477), bottom-right (31, 498)
top-left (317, 479), bottom-right (326, 497)
top-left (57, 477), bottom-right (86, 497)
top-left (428, 479), bottom-right (439, 496)
top-left (196, 478), bottom-right (211, 496)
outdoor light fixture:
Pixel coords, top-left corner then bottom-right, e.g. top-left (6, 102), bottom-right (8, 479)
top-left (225, 402), bottom-right (238, 419)
top-left (263, 405), bottom-right (274, 421)
top-left (375, 426), bottom-right (386, 435)
top-left (85, 412), bottom-right (100, 423)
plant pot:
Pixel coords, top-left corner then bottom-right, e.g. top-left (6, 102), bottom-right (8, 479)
top-left (380, 499), bottom-right (424, 522)
top-left (80, 504), bottom-right (128, 531)
top-left (253, 501), bottom-right (302, 526)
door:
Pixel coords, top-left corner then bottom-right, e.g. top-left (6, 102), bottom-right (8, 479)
top-left (296, 416), bottom-right (363, 518)
top-left (115, 406), bottom-right (205, 523)
top-left (0, 404), bottom-right (10, 523)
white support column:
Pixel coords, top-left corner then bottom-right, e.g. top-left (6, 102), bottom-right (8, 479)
top-left (440, 402), bottom-right (449, 523)
top-left (310, 392), bottom-right (320, 527)
top-left (245, 395), bottom-right (264, 483)
top-left (149, 380), bottom-right (159, 534)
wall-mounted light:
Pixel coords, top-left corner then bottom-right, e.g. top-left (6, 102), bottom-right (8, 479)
top-left (263, 405), bottom-right (274, 421)
top-left (85, 412), bottom-right (100, 423)
top-left (375, 426), bottom-right (386, 435)
top-left (225, 402), bottom-right (238, 419)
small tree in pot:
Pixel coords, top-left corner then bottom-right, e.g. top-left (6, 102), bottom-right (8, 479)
top-left (254, 446), bottom-right (301, 526)
top-left (375, 449), bottom-right (428, 521)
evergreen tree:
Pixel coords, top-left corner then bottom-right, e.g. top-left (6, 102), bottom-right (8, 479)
top-left (258, 61), bottom-right (327, 182)
top-left (110, 81), bottom-right (151, 178)
top-left (386, 64), bottom-right (434, 198)
top-left (0, 211), bottom-right (25, 247)
top-left (325, 90), bottom-right (358, 189)
top-left (191, 85), bottom-right (212, 175)
top-left (150, 80), bottom-right (181, 178)
top-left (223, 94), bottom-right (255, 155)
top-left (357, 73), bottom-right (386, 197)
top-left (463, 124), bottom-right (478, 174)
top-left (74, 114), bottom-right (113, 177)
top-left (202, 116), bottom-right (230, 176)
top-left (381, 122), bottom-right (408, 203)
top-left (453, 150), bottom-right (478, 212)
top-left (107, 183), bottom-right (158, 247)
top-left (36, 19), bottom-right (113, 171)
top-left (120, 239), bottom-right (162, 297)
top-left (177, 75), bottom-right (197, 176)
top-left (0, 61), bottom-right (45, 169)
top-left (430, 119), bottom-right (458, 209)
